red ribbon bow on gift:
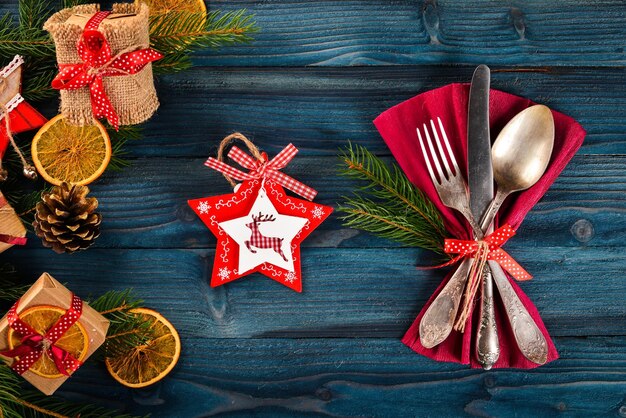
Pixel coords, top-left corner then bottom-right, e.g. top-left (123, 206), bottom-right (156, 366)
top-left (0, 194), bottom-right (27, 246)
top-left (443, 224), bottom-right (532, 282)
top-left (205, 144), bottom-right (318, 201)
top-left (51, 11), bottom-right (163, 130)
top-left (0, 294), bottom-right (84, 376)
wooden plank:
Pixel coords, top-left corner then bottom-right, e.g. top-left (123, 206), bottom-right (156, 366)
top-left (132, 66), bottom-right (626, 157)
top-left (54, 336), bottom-right (626, 417)
top-left (11, 155), bottom-right (621, 250)
top-left (201, 0), bottom-right (626, 68)
top-left (2, 1), bottom-right (625, 68)
top-left (3, 246), bottom-right (625, 338)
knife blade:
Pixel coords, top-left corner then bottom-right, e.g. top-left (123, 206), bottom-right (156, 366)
top-left (467, 64), bottom-right (500, 369)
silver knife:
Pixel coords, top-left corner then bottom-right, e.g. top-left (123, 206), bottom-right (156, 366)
top-left (467, 64), bottom-right (500, 369)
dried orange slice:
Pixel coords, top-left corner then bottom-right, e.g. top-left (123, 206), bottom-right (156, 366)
top-left (7, 305), bottom-right (89, 379)
top-left (31, 114), bottom-right (111, 186)
top-left (139, 0), bottom-right (207, 15)
top-left (105, 308), bottom-right (181, 388)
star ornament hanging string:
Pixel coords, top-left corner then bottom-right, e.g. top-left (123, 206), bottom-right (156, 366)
top-left (188, 133), bottom-right (332, 292)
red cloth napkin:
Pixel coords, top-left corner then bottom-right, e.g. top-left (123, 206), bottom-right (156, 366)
top-left (374, 83), bottom-right (586, 368)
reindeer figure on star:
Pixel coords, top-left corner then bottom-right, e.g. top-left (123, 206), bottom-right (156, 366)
top-left (245, 212), bottom-right (288, 262)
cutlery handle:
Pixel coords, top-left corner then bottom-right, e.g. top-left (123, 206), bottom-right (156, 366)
top-left (488, 260), bottom-right (548, 365)
top-left (479, 189), bottom-right (508, 233)
top-left (475, 266), bottom-right (499, 369)
top-left (419, 259), bottom-right (472, 348)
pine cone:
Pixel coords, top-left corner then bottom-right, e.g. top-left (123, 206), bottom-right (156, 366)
top-left (33, 182), bottom-right (102, 254)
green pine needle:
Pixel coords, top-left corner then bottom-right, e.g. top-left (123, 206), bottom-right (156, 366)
top-left (149, 10), bottom-right (257, 74)
top-left (5, 389), bottom-right (143, 418)
top-left (339, 143), bottom-right (450, 254)
top-left (88, 289), bottom-right (155, 359)
top-left (0, 264), bottom-right (29, 303)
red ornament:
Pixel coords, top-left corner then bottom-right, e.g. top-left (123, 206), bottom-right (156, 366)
top-left (0, 55), bottom-right (48, 162)
top-left (188, 143), bottom-right (332, 292)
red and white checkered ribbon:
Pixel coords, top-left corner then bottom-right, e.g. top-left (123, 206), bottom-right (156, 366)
top-left (438, 224), bottom-right (532, 282)
top-left (51, 11), bottom-right (163, 130)
top-left (205, 144), bottom-right (317, 201)
top-left (0, 294), bottom-right (84, 376)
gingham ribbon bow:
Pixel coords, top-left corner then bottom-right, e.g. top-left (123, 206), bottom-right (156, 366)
top-left (205, 144), bottom-right (318, 201)
top-left (442, 224), bottom-right (532, 281)
top-left (0, 295), bottom-right (84, 376)
top-left (0, 195), bottom-right (26, 246)
top-left (51, 11), bottom-right (163, 130)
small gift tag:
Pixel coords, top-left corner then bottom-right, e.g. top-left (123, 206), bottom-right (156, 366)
top-left (65, 12), bottom-right (137, 28)
top-left (0, 273), bottom-right (109, 395)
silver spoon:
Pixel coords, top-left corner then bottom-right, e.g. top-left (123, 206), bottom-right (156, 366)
top-left (477, 104), bottom-right (554, 365)
top-left (478, 105), bottom-right (555, 232)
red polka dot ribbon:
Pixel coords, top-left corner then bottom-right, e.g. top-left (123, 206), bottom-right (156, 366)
top-left (205, 144), bottom-right (318, 201)
top-left (0, 195), bottom-right (27, 246)
top-left (441, 224), bottom-right (532, 281)
top-left (51, 11), bottom-right (163, 130)
top-left (0, 294), bottom-right (84, 376)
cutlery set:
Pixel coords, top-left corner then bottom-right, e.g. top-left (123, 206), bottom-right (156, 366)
top-left (417, 65), bottom-right (554, 368)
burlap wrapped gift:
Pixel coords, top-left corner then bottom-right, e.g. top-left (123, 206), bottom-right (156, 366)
top-left (0, 273), bottom-right (109, 395)
top-left (44, 3), bottom-right (159, 127)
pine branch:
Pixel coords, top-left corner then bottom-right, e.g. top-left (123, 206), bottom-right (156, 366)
top-left (20, 61), bottom-right (57, 102)
top-left (151, 10), bottom-right (257, 50)
top-left (339, 198), bottom-right (446, 254)
top-left (105, 124), bottom-right (143, 171)
top-left (88, 290), bottom-right (154, 359)
top-left (149, 10), bottom-right (257, 74)
top-left (2, 364), bottom-right (129, 418)
top-left (0, 376), bottom-right (142, 418)
top-left (62, 0), bottom-right (92, 8)
top-left (0, 11), bottom-right (55, 60)
top-left (0, 263), bottom-right (29, 303)
top-left (18, 0), bottom-right (52, 32)
top-left (338, 144), bottom-right (449, 254)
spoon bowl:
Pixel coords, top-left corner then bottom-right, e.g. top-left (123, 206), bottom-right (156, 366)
top-left (479, 105), bottom-right (555, 231)
top-left (492, 104), bottom-right (555, 193)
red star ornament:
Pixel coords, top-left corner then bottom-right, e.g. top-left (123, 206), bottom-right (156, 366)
top-left (188, 179), bottom-right (333, 292)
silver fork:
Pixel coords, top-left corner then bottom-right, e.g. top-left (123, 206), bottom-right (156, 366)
top-left (417, 118), bottom-right (482, 348)
top-left (417, 118), bottom-right (482, 234)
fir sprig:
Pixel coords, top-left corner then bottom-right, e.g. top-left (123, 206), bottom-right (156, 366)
top-left (0, 367), bottom-right (141, 418)
top-left (0, 0), bottom-right (55, 60)
top-left (339, 144), bottom-right (449, 254)
top-left (150, 10), bottom-right (257, 50)
top-left (0, 264), bottom-right (29, 302)
top-left (89, 290), bottom-right (154, 359)
top-left (2, 385), bottom-right (141, 418)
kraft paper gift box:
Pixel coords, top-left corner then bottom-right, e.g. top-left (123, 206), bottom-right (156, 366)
top-left (0, 273), bottom-right (109, 395)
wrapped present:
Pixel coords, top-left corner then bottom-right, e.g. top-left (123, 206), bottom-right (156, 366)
top-left (0, 190), bottom-right (27, 253)
top-left (44, 3), bottom-right (163, 129)
top-left (0, 273), bottom-right (109, 395)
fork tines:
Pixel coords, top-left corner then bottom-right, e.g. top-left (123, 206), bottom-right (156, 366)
top-left (417, 117), bottom-right (460, 184)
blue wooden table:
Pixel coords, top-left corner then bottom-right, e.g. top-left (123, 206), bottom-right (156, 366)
top-left (1, 1), bottom-right (626, 416)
